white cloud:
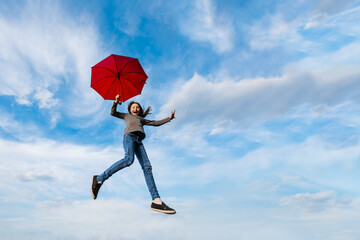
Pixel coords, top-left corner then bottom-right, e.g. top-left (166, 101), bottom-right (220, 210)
top-left (14, 172), bottom-right (55, 182)
top-left (0, 131), bottom-right (359, 239)
top-left (247, 0), bottom-right (360, 53)
top-left (174, 134), bottom-right (360, 187)
top-left (1, 1), bottom-right (360, 239)
top-left (313, 0), bottom-right (355, 15)
top-left (49, 111), bottom-right (61, 129)
top-left (179, 0), bottom-right (234, 52)
top-left (209, 120), bottom-right (234, 135)
top-left (280, 191), bottom-right (352, 211)
top-left (305, 4), bottom-right (360, 31)
top-left (159, 41), bottom-right (360, 130)
top-left (0, 1), bottom-right (105, 122)
top-left (0, 137), bottom-right (121, 205)
top-left (34, 88), bottom-right (59, 109)
top-left (0, 108), bottom-right (42, 141)
top-left (247, 12), bottom-right (310, 51)
top-left (304, 0), bottom-right (356, 29)
top-left (304, 13), bottom-right (326, 29)
top-left (114, 2), bottom-right (143, 36)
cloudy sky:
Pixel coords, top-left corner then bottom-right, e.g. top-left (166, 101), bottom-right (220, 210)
top-left (1, 0), bottom-right (360, 239)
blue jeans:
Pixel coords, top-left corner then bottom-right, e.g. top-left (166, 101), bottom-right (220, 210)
top-left (97, 133), bottom-right (160, 200)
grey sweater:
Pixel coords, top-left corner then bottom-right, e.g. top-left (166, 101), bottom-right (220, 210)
top-left (111, 102), bottom-right (171, 140)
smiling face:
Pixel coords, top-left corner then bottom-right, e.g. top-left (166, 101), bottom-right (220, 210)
top-left (130, 103), bottom-right (141, 116)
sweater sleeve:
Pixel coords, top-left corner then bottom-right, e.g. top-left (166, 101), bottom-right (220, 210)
top-left (143, 117), bottom-right (171, 126)
top-left (110, 102), bottom-right (126, 119)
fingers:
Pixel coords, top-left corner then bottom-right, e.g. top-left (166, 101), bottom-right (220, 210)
top-left (170, 110), bottom-right (176, 119)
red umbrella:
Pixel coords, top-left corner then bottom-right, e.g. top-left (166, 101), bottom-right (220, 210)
top-left (91, 54), bottom-right (148, 102)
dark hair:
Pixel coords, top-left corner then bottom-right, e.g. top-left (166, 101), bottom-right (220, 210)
top-left (127, 101), bottom-right (151, 118)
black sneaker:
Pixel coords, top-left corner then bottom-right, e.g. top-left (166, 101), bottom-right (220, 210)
top-left (151, 202), bottom-right (176, 214)
top-left (91, 175), bottom-right (102, 200)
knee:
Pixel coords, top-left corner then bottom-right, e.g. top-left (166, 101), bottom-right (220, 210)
top-left (124, 156), bottom-right (135, 166)
top-left (143, 164), bottom-right (152, 174)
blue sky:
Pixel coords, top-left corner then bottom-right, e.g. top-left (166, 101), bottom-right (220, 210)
top-left (1, 0), bottom-right (360, 239)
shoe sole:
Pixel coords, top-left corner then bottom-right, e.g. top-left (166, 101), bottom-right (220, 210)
top-left (91, 176), bottom-right (97, 200)
top-left (150, 207), bottom-right (176, 214)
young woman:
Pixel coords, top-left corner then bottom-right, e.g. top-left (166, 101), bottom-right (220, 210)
top-left (91, 95), bottom-right (176, 214)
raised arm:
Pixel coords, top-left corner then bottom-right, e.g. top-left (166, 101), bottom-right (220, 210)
top-left (143, 110), bottom-right (175, 126)
top-left (110, 95), bottom-right (125, 119)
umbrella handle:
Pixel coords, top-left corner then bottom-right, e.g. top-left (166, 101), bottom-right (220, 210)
top-left (115, 94), bottom-right (121, 103)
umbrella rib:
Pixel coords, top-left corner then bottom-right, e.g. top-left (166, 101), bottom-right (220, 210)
top-left (90, 75), bottom-right (116, 87)
top-left (109, 55), bottom-right (127, 99)
top-left (119, 75), bottom-right (125, 101)
top-left (112, 55), bottom-right (121, 74)
top-left (118, 59), bottom-right (148, 78)
top-left (91, 66), bottom-right (117, 86)
top-left (108, 55), bottom-right (140, 73)
top-left (121, 74), bottom-right (145, 93)
top-left (118, 58), bottom-right (136, 73)
top-left (111, 55), bottom-right (126, 100)
top-left (92, 66), bottom-right (116, 74)
top-left (104, 77), bottom-right (119, 100)
top-left (113, 56), bottom-right (147, 100)
top-left (91, 56), bottom-right (148, 101)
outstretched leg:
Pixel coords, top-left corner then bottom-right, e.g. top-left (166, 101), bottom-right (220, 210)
top-left (134, 141), bottom-right (176, 214)
top-left (135, 141), bottom-right (160, 200)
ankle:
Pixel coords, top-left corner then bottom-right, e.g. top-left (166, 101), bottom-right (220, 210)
top-left (153, 198), bottom-right (162, 205)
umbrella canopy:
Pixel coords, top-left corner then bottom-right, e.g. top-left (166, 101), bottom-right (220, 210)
top-left (91, 54), bottom-right (148, 102)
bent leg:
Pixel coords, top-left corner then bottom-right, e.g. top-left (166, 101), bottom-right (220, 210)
top-left (97, 134), bottom-right (135, 182)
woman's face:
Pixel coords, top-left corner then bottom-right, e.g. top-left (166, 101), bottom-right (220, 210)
top-left (130, 103), bottom-right (140, 116)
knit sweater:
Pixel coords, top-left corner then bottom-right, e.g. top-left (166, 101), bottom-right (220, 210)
top-left (110, 102), bottom-right (171, 140)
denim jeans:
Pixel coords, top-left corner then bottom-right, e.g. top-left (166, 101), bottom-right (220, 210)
top-left (97, 133), bottom-right (160, 200)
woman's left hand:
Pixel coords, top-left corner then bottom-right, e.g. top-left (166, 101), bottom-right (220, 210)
top-left (169, 110), bottom-right (176, 120)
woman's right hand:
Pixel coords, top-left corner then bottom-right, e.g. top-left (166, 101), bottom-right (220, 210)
top-left (115, 94), bottom-right (121, 103)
